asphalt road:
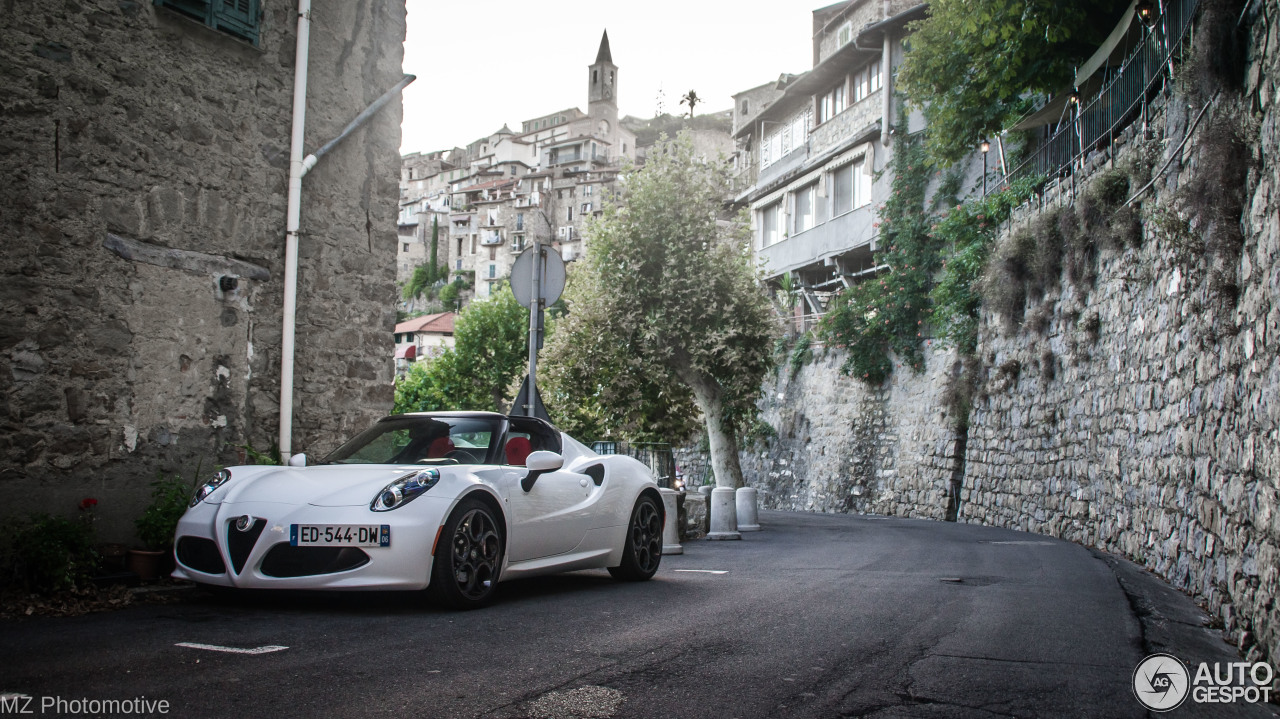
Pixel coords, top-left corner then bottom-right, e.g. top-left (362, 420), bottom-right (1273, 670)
top-left (1, 510), bottom-right (1275, 718)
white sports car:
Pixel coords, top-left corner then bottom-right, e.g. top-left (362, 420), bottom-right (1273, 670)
top-left (171, 412), bottom-right (665, 608)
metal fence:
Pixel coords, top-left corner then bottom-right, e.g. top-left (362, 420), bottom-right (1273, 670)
top-left (591, 441), bottom-right (676, 488)
top-left (1006, 0), bottom-right (1200, 188)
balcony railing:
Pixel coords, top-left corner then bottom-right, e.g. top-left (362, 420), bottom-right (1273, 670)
top-left (1006, 0), bottom-right (1199, 188)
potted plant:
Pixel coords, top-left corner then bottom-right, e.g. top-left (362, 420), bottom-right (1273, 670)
top-left (130, 472), bottom-right (192, 581)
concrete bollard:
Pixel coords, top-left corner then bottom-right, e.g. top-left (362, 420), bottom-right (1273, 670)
top-left (736, 487), bottom-right (760, 531)
top-left (698, 484), bottom-right (714, 500)
top-left (706, 487), bottom-right (741, 540)
top-left (659, 488), bottom-right (683, 555)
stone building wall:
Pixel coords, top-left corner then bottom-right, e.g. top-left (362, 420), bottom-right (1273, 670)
top-left (739, 343), bottom-right (958, 518)
top-left (0, 1), bottom-right (405, 542)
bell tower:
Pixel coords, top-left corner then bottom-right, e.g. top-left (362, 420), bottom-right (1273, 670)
top-left (587, 30), bottom-right (617, 110)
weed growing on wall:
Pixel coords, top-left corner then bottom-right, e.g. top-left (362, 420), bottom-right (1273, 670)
top-left (929, 178), bottom-right (1041, 353)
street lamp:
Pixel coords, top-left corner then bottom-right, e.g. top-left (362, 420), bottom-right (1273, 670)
top-left (981, 139), bottom-right (990, 196)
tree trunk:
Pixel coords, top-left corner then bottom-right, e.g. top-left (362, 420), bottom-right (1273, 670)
top-left (678, 366), bottom-right (745, 489)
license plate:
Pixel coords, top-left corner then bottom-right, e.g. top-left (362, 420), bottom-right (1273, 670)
top-left (290, 524), bottom-right (390, 547)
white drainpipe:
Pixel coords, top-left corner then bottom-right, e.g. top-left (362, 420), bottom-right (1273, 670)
top-left (279, 0), bottom-right (312, 459)
top-left (881, 31), bottom-right (892, 145)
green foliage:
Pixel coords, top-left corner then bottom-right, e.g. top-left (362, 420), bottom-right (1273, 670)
top-left (428, 215), bottom-right (440, 282)
top-left (238, 441), bottom-right (280, 465)
top-left (898, 0), bottom-right (1128, 165)
top-left (819, 126), bottom-right (935, 383)
top-left (788, 332), bottom-right (813, 378)
top-left (135, 472), bottom-right (195, 550)
top-left (540, 132), bottom-right (775, 452)
top-left (929, 177), bottom-right (1041, 352)
top-left (7, 513), bottom-right (98, 593)
top-left (402, 263), bottom-right (451, 301)
top-left (394, 285), bottom-right (528, 413)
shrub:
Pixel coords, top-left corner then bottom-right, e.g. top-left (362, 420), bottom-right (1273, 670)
top-left (7, 514), bottom-right (98, 594)
top-left (135, 473), bottom-right (194, 551)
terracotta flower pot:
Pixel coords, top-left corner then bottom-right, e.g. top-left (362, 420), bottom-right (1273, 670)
top-left (127, 549), bottom-right (165, 582)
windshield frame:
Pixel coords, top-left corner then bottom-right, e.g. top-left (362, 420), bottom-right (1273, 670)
top-left (320, 414), bottom-right (508, 466)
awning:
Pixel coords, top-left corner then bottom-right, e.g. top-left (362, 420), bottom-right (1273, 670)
top-left (395, 344), bottom-right (417, 360)
top-left (1076, 0), bottom-right (1140, 87)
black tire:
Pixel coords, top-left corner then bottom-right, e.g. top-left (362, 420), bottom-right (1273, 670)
top-left (429, 497), bottom-right (504, 609)
top-left (608, 494), bottom-right (663, 581)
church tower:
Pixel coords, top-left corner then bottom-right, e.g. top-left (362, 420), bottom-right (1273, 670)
top-left (587, 30), bottom-right (619, 153)
top-left (587, 30), bottom-right (617, 108)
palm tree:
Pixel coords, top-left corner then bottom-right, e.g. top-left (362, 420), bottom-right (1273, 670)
top-left (679, 90), bottom-right (700, 118)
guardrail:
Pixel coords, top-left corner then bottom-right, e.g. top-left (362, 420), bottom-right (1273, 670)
top-left (1006, 0), bottom-right (1199, 189)
top-left (591, 441), bottom-right (676, 488)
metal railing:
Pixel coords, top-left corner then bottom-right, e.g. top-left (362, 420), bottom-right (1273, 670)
top-left (591, 441), bottom-right (676, 488)
top-left (1006, 0), bottom-right (1199, 188)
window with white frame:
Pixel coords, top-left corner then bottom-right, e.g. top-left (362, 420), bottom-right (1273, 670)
top-left (853, 60), bottom-right (882, 103)
top-left (760, 110), bottom-right (812, 169)
top-left (818, 84), bottom-right (846, 124)
top-left (836, 21), bottom-right (853, 48)
top-left (832, 158), bottom-right (871, 216)
top-left (794, 183), bottom-right (816, 233)
top-left (760, 202), bottom-right (781, 248)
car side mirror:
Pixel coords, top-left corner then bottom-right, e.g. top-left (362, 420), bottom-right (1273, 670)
top-left (288, 453), bottom-right (307, 467)
top-left (521, 451), bottom-right (564, 492)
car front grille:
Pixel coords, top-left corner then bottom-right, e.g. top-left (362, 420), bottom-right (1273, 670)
top-left (259, 545), bottom-right (370, 578)
top-left (226, 517), bottom-right (266, 574)
top-left (176, 536), bottom-right (226, 575)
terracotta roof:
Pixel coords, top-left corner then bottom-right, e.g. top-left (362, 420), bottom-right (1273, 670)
top-left (394, 312), bottom-right (456, 335)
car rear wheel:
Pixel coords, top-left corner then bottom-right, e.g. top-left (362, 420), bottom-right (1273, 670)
top-left (429, 498), bottom-right (503, 609)
top-left (608, 494), bottom-right (662, 581)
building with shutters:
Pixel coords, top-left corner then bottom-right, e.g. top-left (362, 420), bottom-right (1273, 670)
top-left (0, 0), bottom-right (405, 540)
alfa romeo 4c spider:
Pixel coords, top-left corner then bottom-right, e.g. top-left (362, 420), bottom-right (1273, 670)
top-left (171, 412), bottom-right (665, 608)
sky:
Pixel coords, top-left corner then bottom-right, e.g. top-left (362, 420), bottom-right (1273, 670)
top-left (399, 0), bottom-right (815, 155)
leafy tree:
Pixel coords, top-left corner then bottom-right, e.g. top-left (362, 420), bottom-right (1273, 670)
top-left (541, 268), bottom-right (701, 444)
top-left (428, 215), bottom-right (440, 283)
top-left (542, 133), bottom-right (776, 488)
top-left (394, 285), bottom-right (528, 413)
top-left (897, 0), bottom-right (1127, 165)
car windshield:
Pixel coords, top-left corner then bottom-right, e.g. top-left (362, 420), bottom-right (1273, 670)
top-left (321, 415), bottom-right (501, 465)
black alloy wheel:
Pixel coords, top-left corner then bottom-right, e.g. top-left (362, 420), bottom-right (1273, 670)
top-left (608, 494), bottom-right (663, 581)
top-left (430, 498), bottom-right (503, 609)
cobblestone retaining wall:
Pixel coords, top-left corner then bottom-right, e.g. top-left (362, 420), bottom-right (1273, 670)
top-left (739, 344), bottom-right (959, 519)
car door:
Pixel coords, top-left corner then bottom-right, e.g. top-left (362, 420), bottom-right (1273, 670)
top-left (504, 465), bottom-right (598, 562)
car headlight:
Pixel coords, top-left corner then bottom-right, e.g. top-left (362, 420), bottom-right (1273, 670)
top-left (371, 469), bottom-right (440, 512)
top-left (191, 469), bottom-right (232, 507)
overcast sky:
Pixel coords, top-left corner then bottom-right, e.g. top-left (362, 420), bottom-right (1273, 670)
top-left (399, 0), bottom-right (815, 155)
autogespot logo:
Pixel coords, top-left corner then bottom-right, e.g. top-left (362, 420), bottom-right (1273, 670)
top-left (1133, 653), bottom-right (1190, 711)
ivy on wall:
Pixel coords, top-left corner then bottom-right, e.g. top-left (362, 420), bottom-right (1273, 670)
top-left (817, 123), bottom-right (936, 383)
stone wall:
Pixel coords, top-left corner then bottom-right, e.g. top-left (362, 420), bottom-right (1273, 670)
top-left (0, 1), bottom-right (405, 542)
top-left (733, 1), bottom-right (1280, 667)
top-left (739, 343), bottom-right (958, 518)
top-left (963, 88), bottom-right (1280, 665)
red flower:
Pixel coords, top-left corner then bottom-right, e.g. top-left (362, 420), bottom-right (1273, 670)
top-left (79, 497), bottom-right (99, 510)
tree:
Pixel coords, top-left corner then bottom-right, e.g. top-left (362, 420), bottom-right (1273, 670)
top-left (394, 285), bottom-right (528, 413)
top-left (542, 133), bottom-right (776, 488)
top-left (679, 90), bottom-right (700, 118)
top-left (428, 215), bottom-right (440, 283)
top-left (897, 0), bottom-right (1126, 165)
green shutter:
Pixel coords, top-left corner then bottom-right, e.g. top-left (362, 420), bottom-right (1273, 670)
top-left (212, 0), bottom-right (260, 44)
top-left (154, 0), bottom-right (213, 24)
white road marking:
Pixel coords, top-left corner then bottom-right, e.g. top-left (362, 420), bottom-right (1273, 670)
top-left (986, 541), bottom-right (1056, 545)
top-left (673, 569), bottom-right (728, 575)
top-left (175, 642), bottom-right (289, 655)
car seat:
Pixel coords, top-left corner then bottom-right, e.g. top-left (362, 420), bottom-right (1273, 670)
top-left (505, 437), bottom-right (532, 466)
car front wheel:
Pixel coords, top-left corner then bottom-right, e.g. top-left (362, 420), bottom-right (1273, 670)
top-left (608, 494), bottom-right (662, 581)
top-left (429, 498), bottom-right (503, 609)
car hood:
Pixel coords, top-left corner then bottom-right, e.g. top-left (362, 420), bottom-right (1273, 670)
top-left (220, 464), bottom-right (443, 508)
